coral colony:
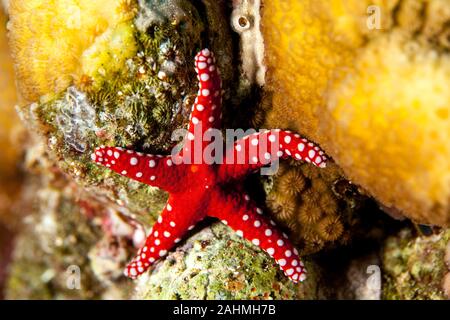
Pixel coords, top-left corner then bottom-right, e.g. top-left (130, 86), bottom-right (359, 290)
top-left (92, 49), bottom-right (327, 283)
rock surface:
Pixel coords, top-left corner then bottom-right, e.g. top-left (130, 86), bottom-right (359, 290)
top-left (382, 227), bottom-right (450, 300)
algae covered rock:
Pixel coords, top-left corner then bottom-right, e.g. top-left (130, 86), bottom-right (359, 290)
top-left (5, 176), bottom-right (135, 299)
top-left (4, 140), bottom-right (136, 299)
top-left (262, 0), bottom-right (450, 226)
top-left (133, 222), bottom-right (324, 300)
top-left (382, 227), bottom-right (450, 300)
top-left (6, 184), bottom-right (104, 299)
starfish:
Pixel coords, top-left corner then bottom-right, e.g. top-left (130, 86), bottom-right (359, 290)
top-left (91, 49), bottom-right (327, 283)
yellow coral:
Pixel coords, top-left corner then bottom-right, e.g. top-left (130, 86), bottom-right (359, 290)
top-left (8, 0), bottom-right (137, 103)
top-left (326, 33), bottom-right (450, 226)
top-left (263, 0), bottom-right (450, 226)
top-left (80, 21), bottom-right (137, 89)
top-left (0, 9), bottom-right (21, 178)
top-left (298, 204), bottom-right (322, 225)
top-left (0, 8), bottom-right (23, 225)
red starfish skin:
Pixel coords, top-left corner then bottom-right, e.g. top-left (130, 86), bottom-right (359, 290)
top-left (91, 49), bottom-right (328, 283)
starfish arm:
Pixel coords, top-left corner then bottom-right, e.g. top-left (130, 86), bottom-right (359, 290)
top-left (191, 48), bottom-right (222, 131)
top-left (124, 196), bottom-right (204, 279)
top-left (209, 191), bottom-right (307, 283)
top-left (218, 129), bottom-right (327, 181)
top-left (181, 49), bottom-right (222, 158)
top-left (91, 146), bottom-right (184, 192)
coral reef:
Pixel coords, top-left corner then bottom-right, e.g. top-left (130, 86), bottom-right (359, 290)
top-left (5, 0), bottom-right (320, 299)
top-left (4, 0), bottom-right (449, 301)
top-left (262, 0), bottom-right (450, 226)
top-left (133, 222), bottom-right (325, 300)
top-left (4, 142), bottom-right (139, 299)
top-left (2, 121), bottom-right (135, 299)
top-left (382, 227), bottom-right (450, 300)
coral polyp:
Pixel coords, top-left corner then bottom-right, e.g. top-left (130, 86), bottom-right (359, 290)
top-left (316, 215), bottom-right (344, 242)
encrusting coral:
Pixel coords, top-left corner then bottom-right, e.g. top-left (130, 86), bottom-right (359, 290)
top-left (262, 0), bottom-right (450, 226)
top-left (0, 8), bottom-right (20, 175)
top-left (8, 0), bottom-right (138, 103)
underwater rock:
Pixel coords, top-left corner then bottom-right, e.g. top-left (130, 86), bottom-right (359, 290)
top-left (382, 227), bottom-right (450, 300)
top-left (4, 138), bottom-right (136, 299)
top-left (6, 184), bottom-right (102, 299)
top-left (133, 222), bottom-right (325, 300)
top-left (89, 236), bottom-right (132, 284)
top-left (261, 0), bottom-right (450, 226)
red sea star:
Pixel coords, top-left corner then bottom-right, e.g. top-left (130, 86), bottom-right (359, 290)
top-left (91, 49), bottom-right (327, 283)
